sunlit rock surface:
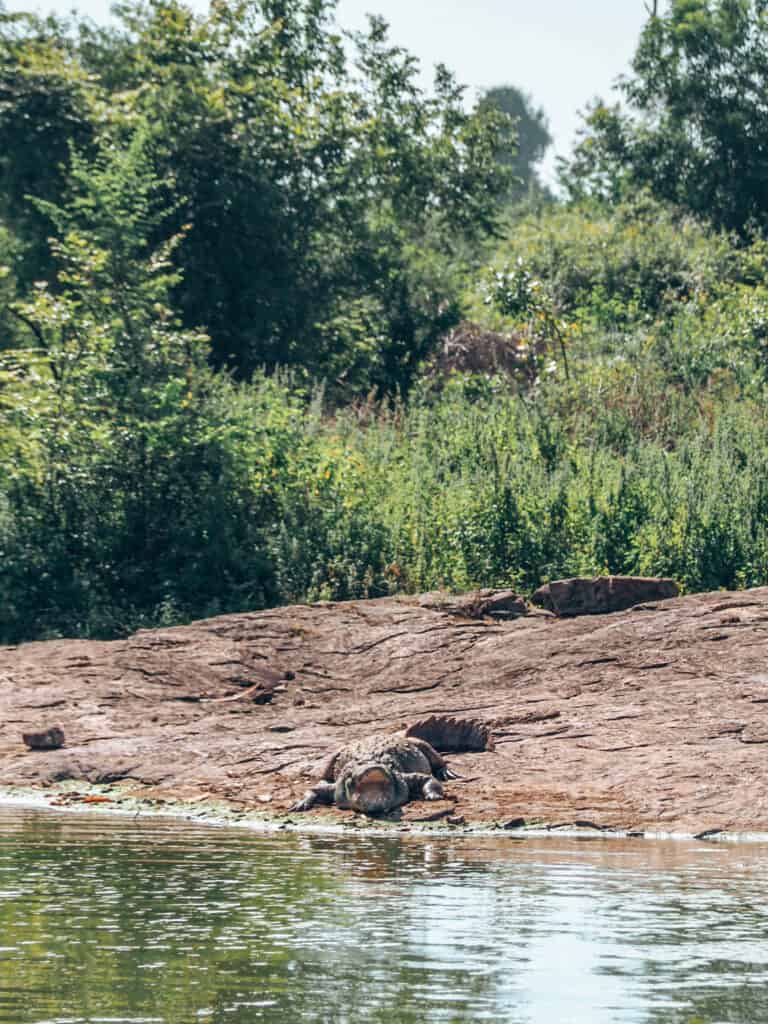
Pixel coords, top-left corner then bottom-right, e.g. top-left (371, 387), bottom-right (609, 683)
top-left (2, 586), bottom-right (768, 834)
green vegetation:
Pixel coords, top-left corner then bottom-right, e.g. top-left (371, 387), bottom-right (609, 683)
top-left (2, 0), bottom-right (768, 643)
top-left (562, 0), bottom-right (768, 234)
top-left (476, 85), bottom-right (552, 201)
top-left (0, 0), bottom-right (505, 389)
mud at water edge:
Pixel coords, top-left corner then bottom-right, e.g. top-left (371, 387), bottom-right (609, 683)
top-left (3, 781), bottom-right (768, 845)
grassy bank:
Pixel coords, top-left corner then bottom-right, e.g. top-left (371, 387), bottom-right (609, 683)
top-left (4, 178), bottom-right (768, 642)
top-left (4, 365), bottom-right (768, 643)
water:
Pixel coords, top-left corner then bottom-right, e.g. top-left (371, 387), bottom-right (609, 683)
top-left (1, 807), bottom-right (768, 1024)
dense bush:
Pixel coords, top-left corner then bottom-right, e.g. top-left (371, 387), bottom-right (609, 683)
top-left (0, 0), bottom-right (506, 395)
top-left (477, 196), bottom-right (761, 330)
top-left (6, 355), bottom-right (768, 642)
top-left (5, 145), bottom-right (768, 642)
top-left (4, 1), bottom-right (768, 644)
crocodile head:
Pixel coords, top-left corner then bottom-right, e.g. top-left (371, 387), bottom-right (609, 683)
top-left (338, 762), bottom-right (407, 815)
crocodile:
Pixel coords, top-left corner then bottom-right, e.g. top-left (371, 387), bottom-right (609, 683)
top-left (290, 732), bottom-right (456, 816)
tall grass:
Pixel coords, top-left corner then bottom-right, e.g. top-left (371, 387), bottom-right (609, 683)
top-left (4, 367), bottom-right (768, 642)
top-left (289, 386), bottom-right (768, 600)
top-left (5, 194), bottom-right (768, 641)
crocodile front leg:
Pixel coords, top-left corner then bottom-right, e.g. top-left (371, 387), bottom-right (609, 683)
top-left (289, 781), bottom-right (336, 812)
top-left (408, 738), bottom-right (459, 780)
top-left (402, 773), bottom-right (446, 801)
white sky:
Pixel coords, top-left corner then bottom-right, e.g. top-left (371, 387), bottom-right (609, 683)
top-left (3, 0), bottom-right (651, 183)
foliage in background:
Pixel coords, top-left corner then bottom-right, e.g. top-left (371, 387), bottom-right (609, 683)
top-left (0, 128), bottom-right (273, 639)
top-left (3, 0), bottom-right (768, 642)
top-left (470, 195), bottom-right (768, 394)
top-left (476, 85), bottom-right (552, 201)
top-left (4, 147), bottom-right (768, 642)
top-left (7, 351), bottom-right (768, 642)
top-left (561, 0), bottom-right (768, 236)
top-left (0, 0), bottom-right (507, 396)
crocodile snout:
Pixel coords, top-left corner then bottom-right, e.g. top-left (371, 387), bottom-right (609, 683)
top-left (346, 764), bottom-right (397, 814)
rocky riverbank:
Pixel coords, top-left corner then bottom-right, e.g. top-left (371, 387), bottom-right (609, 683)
top-left (3, 583), bottom-right (768, 836)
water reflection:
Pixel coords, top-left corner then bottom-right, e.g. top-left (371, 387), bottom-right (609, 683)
top-left (1, 806), bottom-right (768, 1023)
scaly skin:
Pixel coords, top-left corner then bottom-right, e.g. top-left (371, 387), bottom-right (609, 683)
top-left (290, 733), bottom-right (454, 816)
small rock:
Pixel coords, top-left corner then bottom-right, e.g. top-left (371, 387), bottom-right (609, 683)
top-left (502, 817), bottom-right (526, 830)
top-left (22, 726), bottom-right (65, 751)
top-left (447, 815), bottom-right (465, 826)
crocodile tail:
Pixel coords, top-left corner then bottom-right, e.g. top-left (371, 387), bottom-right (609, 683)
top-left (405, 715), bottom-right (494, 753)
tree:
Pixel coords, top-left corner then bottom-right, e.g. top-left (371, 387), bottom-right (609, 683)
top-left (0, 125), bottom-right (260, 639)
top-left (0, 0), bottom-right (508, 395)
top-left (476, 85), bottom-right (552, 199)
top-left (561, 0), bottom-right (768, 236)
top-left (0, 9), bottom-right (97, 287)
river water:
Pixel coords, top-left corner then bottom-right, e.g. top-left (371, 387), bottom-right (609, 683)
top-left (1, 806), bottom-right (768, 1023)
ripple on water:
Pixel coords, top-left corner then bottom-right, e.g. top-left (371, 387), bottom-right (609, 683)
top-left (2, 806), bottom-right (768, 1023)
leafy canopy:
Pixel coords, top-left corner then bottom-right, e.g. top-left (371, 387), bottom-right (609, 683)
top-left (477, 85), bottom-right (552, 199)
top-left (0, 0), bottom-right (509, 395)
top-left (561, 0), bottom-right (768, 235)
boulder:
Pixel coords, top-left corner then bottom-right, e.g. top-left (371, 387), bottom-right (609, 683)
top-left (7, 583), bottom-right (768, 835)
top-left (532, 575), bottom-right (679, 617)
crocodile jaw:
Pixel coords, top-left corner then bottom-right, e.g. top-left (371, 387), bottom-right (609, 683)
top-left (346, 766), bottom-right (398, 814)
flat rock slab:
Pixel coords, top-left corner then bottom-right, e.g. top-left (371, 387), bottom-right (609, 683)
top-left (2, 587), bottom-right (768, 834)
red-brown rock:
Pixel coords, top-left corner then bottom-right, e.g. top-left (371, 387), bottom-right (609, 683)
top-left (1, 586), bottom-right (768, 835)
top-left (532, 575), bottom-right (679, 616)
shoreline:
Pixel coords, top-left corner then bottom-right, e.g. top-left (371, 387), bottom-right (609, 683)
top-left (3, 782), bottom-right (768, 845)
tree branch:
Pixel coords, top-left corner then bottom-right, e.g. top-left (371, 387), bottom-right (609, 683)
top-left (7, 306), bottom-right (60, 381)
